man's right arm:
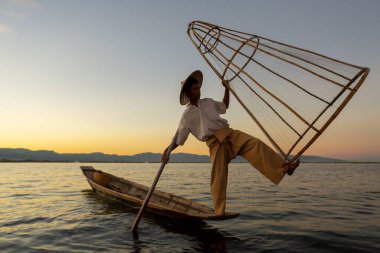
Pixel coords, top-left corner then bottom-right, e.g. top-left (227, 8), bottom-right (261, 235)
top-left (161, 120), bottom-right (189, 163)
top-left (161, 143), bottom-right (179, 163)
top-left (161, 112), bottom-right (191, 163)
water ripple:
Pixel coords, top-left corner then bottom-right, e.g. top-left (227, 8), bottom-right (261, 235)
top-left (0, 163), bottom-right (379, 252)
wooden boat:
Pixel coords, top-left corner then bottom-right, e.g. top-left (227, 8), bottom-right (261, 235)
top-left (81, 166), bottom-right (239, 221)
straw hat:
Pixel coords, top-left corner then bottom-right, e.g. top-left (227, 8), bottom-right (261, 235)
top-left (180, 70), bottom-right (203, 105)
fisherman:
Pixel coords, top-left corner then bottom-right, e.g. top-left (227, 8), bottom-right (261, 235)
top-left (161, 70), bottom-right (300, 216)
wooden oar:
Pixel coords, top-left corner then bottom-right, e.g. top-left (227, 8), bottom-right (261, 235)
top-left (131, 130), bottom-right (179, 232)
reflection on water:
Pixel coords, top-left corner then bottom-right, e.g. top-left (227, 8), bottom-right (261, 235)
top-left (83, 188), bottom-right (237, 253)
top-left (0, 163), bottom-right (379, 252)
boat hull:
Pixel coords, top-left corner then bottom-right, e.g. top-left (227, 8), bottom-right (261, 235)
top-left (81, 166), bottom-right (239, 221)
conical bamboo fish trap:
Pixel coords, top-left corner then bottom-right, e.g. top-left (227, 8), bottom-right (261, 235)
top-left (187, 21), bottom-right (370, 163)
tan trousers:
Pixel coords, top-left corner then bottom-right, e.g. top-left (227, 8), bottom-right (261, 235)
top-left (206, 126), bottom-right (286, 215)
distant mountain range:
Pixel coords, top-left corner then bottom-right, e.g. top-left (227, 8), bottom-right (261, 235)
top-left (0, 148), bottom-right (348, 163)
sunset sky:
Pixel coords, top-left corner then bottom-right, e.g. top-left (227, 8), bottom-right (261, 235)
top-left (1, 0), bottom-right (379, 161)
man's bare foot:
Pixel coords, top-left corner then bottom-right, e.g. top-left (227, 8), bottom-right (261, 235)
top-left (286, 159), bottom-right (300, 176)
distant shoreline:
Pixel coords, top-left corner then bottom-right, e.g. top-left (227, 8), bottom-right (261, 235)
top-left (1, 160), bottom-right (379, 164)
top-left (1, 148), bottom-right (378, 163)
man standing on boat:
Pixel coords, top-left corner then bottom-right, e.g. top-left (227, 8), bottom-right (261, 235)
top-left (161, 70), bottom-right (300, 216)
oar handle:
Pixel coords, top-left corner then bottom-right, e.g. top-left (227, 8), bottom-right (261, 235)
top-left (131, 130), bottom-right (179, 232)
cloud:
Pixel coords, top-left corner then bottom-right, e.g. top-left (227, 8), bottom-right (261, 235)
top-left (4, 0), bottom-right (43, 19)
top-left (7, 0), bottom-right (42, 9)
top-left (0, 23), bottom-right (11, 33)
top-left (4, 10), bottom-right (31, 20)
top-left (1, 0), bottom-right (42, 32)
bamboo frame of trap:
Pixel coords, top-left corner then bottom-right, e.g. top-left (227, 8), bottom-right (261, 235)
top-left (187, 20), bottom-right (369, 163)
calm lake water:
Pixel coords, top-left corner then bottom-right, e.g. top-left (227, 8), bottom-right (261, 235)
top-left (0, 162), bottom-right (379, 252)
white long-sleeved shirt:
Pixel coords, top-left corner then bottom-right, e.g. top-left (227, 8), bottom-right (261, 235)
top-left (176, 98), bottom-right (228, 145)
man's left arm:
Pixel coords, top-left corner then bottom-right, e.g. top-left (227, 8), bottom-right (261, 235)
top-left (222, 80), bottom-right (230, 108)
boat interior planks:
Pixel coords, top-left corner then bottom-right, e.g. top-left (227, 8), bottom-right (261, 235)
top-left (81, 166), bottom-right (239, 221)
